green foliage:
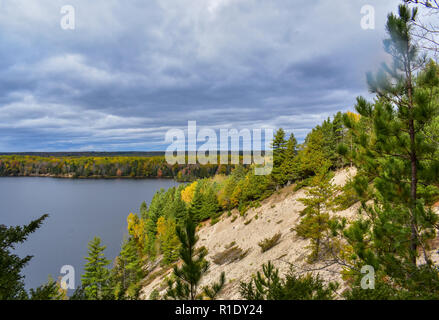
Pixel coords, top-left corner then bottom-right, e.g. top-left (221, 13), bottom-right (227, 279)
top-left (149, 289), bottom-right (160, 300)
top-left (296, 168), bottom-right (339, 263)
top-left (240, 262), bottom-right (338, 300)
top-left (258, 233), bottom-right (282, 253)
top-left (157, 217), bottom-right (181, 265)
top-left (271, 128), bottom-right (288, 186)
top-left (296, 129), bottom-right (328, 178)
top-left (280, 133), bottom-right (298, 184)
top-left (0, 214), bottom-right (48, 300)
top-left (111, 237), bottom-right (146, 300)
top-left (202, 272), bottom-right (226, 300)
top-left (337, 4), bottom-right (439, 297)
top-left (28, 277), bottom-right (66, 300)
top-left (334, 178), bottom-right (361, 210)
top-left (81, 237), bottom-right (111, 300)
top-left (165, 212), bottom-right (225, 300)
top-left (0, 155), bottom-right (227, 182)
top-left (189, 183), bottom-right (207, 223)
top-left (140, 201), bottom-right (148, 220)
top-left (343, 266), bottom-right (439, 300)
top-left (212, 245), bottom-right (249, 265)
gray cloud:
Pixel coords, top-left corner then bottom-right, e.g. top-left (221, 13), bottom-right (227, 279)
top-left (0, 0), bottom-right (401, 151)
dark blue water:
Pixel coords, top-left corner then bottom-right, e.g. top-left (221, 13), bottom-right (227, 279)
top-left (0, 177), bottom-right (179, 294)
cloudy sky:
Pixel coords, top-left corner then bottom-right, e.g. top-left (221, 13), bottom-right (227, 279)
top-left (0, 0), bottom-right (403, 151)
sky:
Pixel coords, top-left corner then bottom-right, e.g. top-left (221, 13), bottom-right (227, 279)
top-left (0, 0), bottom-right (403, 152)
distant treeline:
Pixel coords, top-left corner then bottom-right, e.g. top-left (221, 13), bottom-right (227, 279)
top-left (0, 155), bottom-right (237, 181)
top-left (0, 151), bottom-right (166, 157)
top-left (0, 151), bottom-right (267, 157)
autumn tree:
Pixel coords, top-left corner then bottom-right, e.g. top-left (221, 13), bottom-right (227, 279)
top-left (127, 213), bottom-right (146, 253)
top-left (81, 237), bottom-right (111, 300)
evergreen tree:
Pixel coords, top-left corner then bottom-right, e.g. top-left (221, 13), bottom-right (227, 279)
top-left (112, 237), bottom-right (145, 300)
top-left (81, 236), bottom-right (111, 300)
top-left (0, 214), bottom-right (48, 300)
top-left (340, 4), bottom-right (439, 296)
top-left (140, 201), bottom-right (148, 220)
top-left (404, 0), bottom-right (439, 55)
top-left (165, 211), bottom-right (225, 300)
top-left (189, 184), bottom-right (206, 223)
top-left (202, 186), bottom-right (220, 220)
top-left (271, 128), bottom-right (288, 187)
top-left (28, 277), bottom-right (67, 300)
top-left (240, 261), bottom-right (338, 300)
top-left (296, 128), bottom-right (327, 178)
top-left (157, 217), bottom-right (180, 265)
top-left (145, 189), bottom-right (166, 256)
top-left (173, 193), bottom-right (188, 225)
top-left (280, 133), bottom-right (298, 184)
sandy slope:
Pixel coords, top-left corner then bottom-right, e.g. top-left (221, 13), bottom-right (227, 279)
top-left (140, 167), bottom-right (439, 299)
top-left (140, 167), bottom-right (359, 299)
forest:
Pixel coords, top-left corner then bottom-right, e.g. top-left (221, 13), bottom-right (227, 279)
top-left (0, 154), bottom-right (233, 182)
top-left (1, 2), bottom-right (439, 301)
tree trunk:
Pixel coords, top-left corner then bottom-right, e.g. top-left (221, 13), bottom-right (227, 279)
top-left (407, 55), bottom-right (418, 266)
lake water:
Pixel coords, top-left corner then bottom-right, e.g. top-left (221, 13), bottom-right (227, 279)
top-left (0, 177), bottom-right (180, 294)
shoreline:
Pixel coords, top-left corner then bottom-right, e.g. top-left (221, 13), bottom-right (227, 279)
top-left (0, 174), bottom-right (185, 181)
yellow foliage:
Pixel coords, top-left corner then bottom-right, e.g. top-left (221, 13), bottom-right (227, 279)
top-left (156, 216), bottom-right (166, 236)
top-left (230, 185), bottom-right (242, 208)
top-left (127, 212), bottom-right (146, 249)
top-left (181, 181), bottom-right (198, 203)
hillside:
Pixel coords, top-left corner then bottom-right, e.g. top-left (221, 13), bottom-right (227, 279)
top-left (140, 167), bottom-right (360, 299)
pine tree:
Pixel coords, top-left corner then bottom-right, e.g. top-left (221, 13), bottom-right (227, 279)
top-left (271, 128), bottom-right (288, 187)
top-left (112, 237), bottom-right (145, 300)
top-left (144, 189), bottom-right (166, 256)
top-left (81, 236), bottom-right (111, 300)
top-left (203, 186), bottom-right (220, 220)
top-left (280, 133), bottom-right (298, 184)
top-left (165, 211), bottom-right (225, 300)
top-left (0, 214), bottom-right (48, 300)
top-left (140, 201), bottom-right (148, 220)
top-left (157, 217), bottom-right (180, 265)
top-left (189, 184), bottom-right (206, 223)
top-left (296, 128), bottom-right (327, 178)
top-left (28, 276), bottom-right (67, 300)
top-left (173, 192), bottom-right (188, 225)
top-left (340, 4), bottom-right (439, 297)
top-left (296, 167), bottom-right (338, 262)
top-left (240, 261), bottom-right (338, 300)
